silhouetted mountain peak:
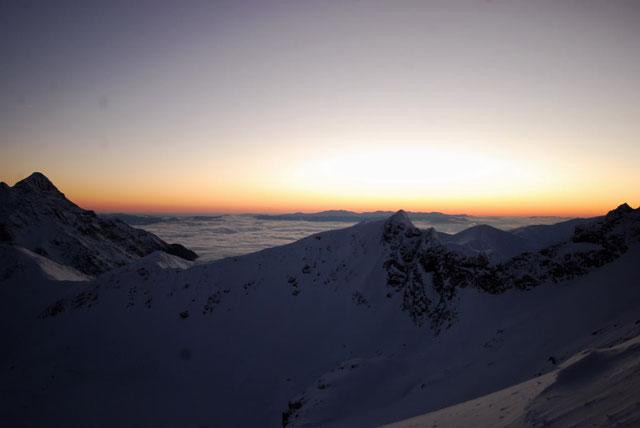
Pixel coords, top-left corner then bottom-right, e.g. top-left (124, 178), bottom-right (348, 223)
top-left (608, 202), bottom-right (633, 215)
top-left (14, 172), bottom-right (60, 193)
top-left (383, 210), bottom-right (421, 246)
top-left (602, 203), bottom-right (636, 224)
top-left (388, 210), bottom-right (413, 227)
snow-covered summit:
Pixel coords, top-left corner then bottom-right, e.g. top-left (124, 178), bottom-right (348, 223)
top-left (0, 172), bottom-right (197, 275)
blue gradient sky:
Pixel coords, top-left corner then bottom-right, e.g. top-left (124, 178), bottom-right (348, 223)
top-left (1, 1), bottom-right (639, 215)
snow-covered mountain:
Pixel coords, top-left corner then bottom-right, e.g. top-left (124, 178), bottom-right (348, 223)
top-left (0, 172), bottom-right (197, 275)
top-left (1, 176), bottom-right (639, 427)
top-left (511, 217), bottom-right (594, 248)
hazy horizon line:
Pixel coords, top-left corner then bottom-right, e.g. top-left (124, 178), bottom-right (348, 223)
top-left (96, 208), bottom-right (579, 220)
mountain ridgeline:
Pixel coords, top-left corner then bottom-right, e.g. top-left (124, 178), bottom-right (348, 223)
top-left (381, 205), bottom-right (639, 332)
top-left (0, 172), bottom-right (197, 275)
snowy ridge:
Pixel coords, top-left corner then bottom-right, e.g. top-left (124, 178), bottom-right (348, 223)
top-left (377, 203), bottom-right (640, 332)
top-left (511, 218), bottom-right (593, 248)
top-left (0, 172), bottom-right (197, 275)
top-left (441, 224), bottom-right (534, 261)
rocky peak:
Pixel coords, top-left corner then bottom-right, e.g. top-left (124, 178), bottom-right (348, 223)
top-left (14, 172), bottom-right (60, 194)
top-left (605, 203), bottom-right (634, 220)
top-left (387, 210), bottom-right (413, 228)
top-left (383, 210), bottom-right (421, 245)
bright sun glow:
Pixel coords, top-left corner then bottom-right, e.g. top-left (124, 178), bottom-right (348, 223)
top-left (290, 147), bottom-right (541, 199)
top-left (2, 1), bottom-right (639, 216)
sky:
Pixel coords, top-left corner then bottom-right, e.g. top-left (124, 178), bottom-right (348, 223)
top-left (1, 0), bottom-right (639, 216)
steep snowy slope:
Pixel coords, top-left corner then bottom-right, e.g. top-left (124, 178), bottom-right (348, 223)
top-left (0, 172), bottom-right (197, 274)
top-left (1, 204), bottom-right (639, 427)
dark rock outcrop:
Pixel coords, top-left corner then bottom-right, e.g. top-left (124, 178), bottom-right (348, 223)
top-left (381, 205), bottom-right (640, 332)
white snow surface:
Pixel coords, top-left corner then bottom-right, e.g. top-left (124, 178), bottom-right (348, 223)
top-left (0, 244), bottom-right (91, 282)
top-left (18, 246), bottom-right (91, 281)
top-left (385, 334), bottom-right (640, 428)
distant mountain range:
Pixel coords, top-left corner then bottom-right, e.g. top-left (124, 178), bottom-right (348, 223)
top-left (255, 210), bottom-right (470, 224)
top-left (101, 210), bottom-right (471, 226)
top-left (104, 210), bottom-right (573, 240)
top-left (1, 172), bottom-right (639, 427)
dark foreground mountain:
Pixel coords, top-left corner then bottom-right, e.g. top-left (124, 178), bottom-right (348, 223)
top-left (0, 172), bottom-right (197, 275)
top-left (0, 176), bottom-right (639, 427)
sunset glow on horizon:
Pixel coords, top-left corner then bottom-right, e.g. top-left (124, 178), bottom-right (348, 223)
top-left (2, 1), bottom-right (639, 217)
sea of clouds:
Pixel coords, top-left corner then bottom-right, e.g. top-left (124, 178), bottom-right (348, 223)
top-left (131, 214), bottom-right (570, 262)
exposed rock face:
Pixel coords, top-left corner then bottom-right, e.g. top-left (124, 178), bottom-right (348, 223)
top-left (0, 172), bottom-right (197, 275)
top-left (382, 212), bottom-right (482, 332)
top-left (381, 205), bottom-right (640, 332)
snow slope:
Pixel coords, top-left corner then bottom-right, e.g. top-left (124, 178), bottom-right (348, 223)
top-left (283, 243), bottom-right (640, 427)
top-left (0, 172), bottom-right (197, 275)
top-left (511, 218), bottom-right (594, 248)
top-left (385, 334), bottom-right (640, 428)
top-left (0, 244), bottom-right (91, 282)
top-left (439, 224), bottom-right (535, 261)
